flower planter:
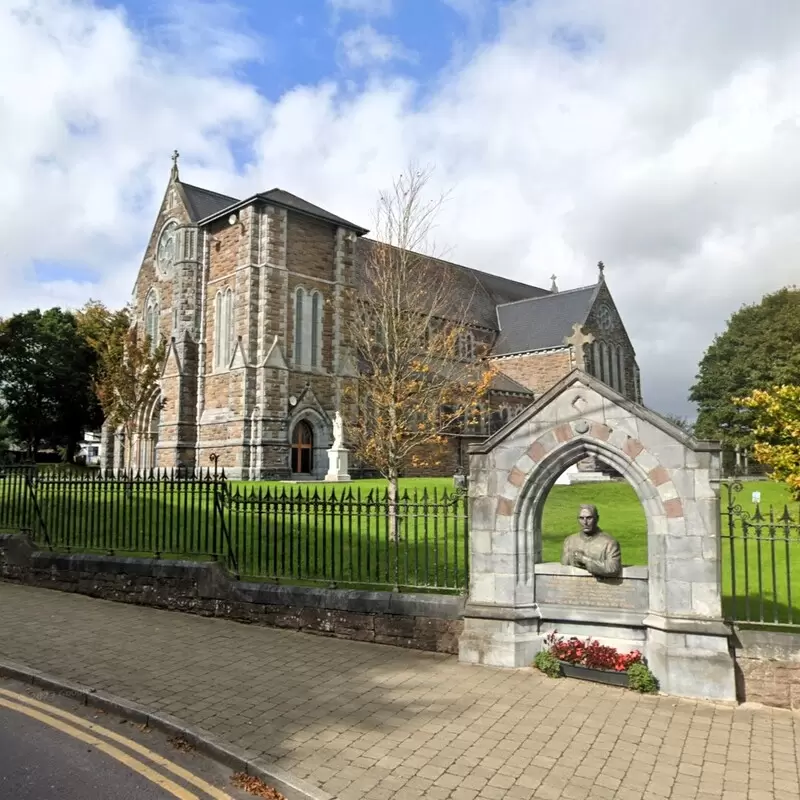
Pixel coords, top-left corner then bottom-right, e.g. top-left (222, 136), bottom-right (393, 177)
top-left (559, 661), bottom-right (629, 688)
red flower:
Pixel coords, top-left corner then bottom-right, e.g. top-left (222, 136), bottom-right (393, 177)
top-left (544, 632), bottom-right (643, 672)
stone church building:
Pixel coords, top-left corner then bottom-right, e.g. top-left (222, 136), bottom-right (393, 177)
top-left (102, 156), bottom-right (642, 480)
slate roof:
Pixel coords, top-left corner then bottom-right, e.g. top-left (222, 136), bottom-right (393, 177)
top-left (180, 183), bottom-right (239, 223)
top-left (260, 189), bottom-right (369, 235)
top-left (354, 239), bottom-right (550, 330)
top-left (490, 373), bottom-right (534, 394)
top-left (493, 285), bottom-right (599, 356)
top-left (179, 179), bottom-right (602, 355)
top-left (190, 184), bottom-right (369, 234)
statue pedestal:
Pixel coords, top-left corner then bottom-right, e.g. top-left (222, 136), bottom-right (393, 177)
top-left (325, 447), bottom-right (351, 482)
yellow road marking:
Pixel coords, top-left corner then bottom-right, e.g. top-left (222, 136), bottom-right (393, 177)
top-left (0, 695), bottom-right (198, 799)
top-left (0, 689), bottom-right (235, 800)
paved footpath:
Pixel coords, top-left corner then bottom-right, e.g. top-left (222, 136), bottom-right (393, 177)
top-left (1, 583), bottom-right (799, 800)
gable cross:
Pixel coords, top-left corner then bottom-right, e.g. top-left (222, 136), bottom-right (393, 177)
top-left (170, 149), bottom-right (180, 180)
top-left (564, 322), bottom-right (595, 370)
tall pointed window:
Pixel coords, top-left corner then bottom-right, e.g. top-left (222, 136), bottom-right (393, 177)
top-left (591, 340), bottom-right (601, 379)
top-left (214, 288), bottom-right (234, 369)
top-left (144, 290), bottom-right (160, 352)
top-left (458, 331), bottom-right (476, 359)
top-left (311, 291), bottom-right (321, 367)
top-left (294, 288), bottom-right (324, 368)
top-left (610, 344), bottom-right (620, 391)
top-left (294, 288), bottom-right (304, 365)
top-left (601, 342), bottom-right (611, 386)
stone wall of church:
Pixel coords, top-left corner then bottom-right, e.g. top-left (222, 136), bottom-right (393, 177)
top-left (492, 348), bottom-right (574, 396)
top-left (186, 203), bottom-right (362, 479)
top-left (126, 182), bottom-right (202, 474)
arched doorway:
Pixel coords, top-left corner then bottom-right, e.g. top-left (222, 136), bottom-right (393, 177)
top-left (291, 421), bottom-right (314, 474)
top-left (135, 389), bottom-right (161, 472)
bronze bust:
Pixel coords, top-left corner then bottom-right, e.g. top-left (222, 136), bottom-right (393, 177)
top-left (560, 504), bottom-right (622, 578)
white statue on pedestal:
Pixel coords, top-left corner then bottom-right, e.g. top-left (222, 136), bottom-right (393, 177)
top-left (326, 410), bottom-right (351, 482)
top-left (332, 411), bottom-right (344, 449)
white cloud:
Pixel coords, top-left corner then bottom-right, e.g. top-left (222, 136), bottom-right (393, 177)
top-left (339, 24), bottom-right (416, 68)
top-left (327, 0), bottom-right (392, 17)
top-left (4, 0), bottom-right (800, 417)
top-left (0, 0), bottom-right (265, 309)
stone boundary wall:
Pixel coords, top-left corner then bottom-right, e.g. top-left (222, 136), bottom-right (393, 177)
top-left (0, 534), bottom-right (464, 654)
top-left (734, 629), bottom-right (800, 711)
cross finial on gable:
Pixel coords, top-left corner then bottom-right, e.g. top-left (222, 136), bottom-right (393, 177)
top-left (564, 322), bottom-right (595, 370)
top-left (171, 149), bottom-right (180, 181)
top-left (550, 274), bottom-right (559, 293)
top-left (597, 260), bottom-right (605, 279)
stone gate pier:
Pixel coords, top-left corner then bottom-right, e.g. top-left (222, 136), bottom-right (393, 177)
top-left (459, 369), bottom-right (736, 702)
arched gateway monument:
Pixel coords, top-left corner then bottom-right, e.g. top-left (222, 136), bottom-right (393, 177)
top-left (459, 369), bottom-right (736, 702)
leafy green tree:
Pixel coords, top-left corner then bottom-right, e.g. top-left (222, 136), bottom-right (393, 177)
top-left (690, 287), bottom-right (800, 447)
top-left (0, 408), bottom-right (11, 460)
top-left (0, 308), bottom-right (99, 460)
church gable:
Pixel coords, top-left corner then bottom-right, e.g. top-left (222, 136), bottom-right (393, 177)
top-left (132, 156), bottom-right (195, 336)
top-left (580, 269), bottom-right (639, 401)
top-left (492, 284), bottom-right (598, 357)
top-left (583, 275), bottom-right (635, 355)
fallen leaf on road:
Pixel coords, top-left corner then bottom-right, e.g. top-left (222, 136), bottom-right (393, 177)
top-left (167, 735), bottom-right (194, 753)
top-left (231, 772), bottom-right (287, 800)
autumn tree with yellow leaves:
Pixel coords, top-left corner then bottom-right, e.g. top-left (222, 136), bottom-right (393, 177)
top-left (76, 301), bottom-right (165, 473)
top-left (343, 165), bottom-right (494, 539)
top-left (737, 385), bottom-right (800, 498)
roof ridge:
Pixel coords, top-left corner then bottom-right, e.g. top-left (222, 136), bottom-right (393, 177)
top-left (493, 372), bottom-right (534, 394)
top-left (495, 282), bottom-right (597, 309)
top-left (179, 181), bottom-right (239, 202)
top-left (360, 237), bottom-right (549, 297)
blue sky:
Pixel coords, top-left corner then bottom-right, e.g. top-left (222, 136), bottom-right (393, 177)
top-left (116, 0), bottom-right (505, 116)
top-left (5, 0), bottom-right (800, 416)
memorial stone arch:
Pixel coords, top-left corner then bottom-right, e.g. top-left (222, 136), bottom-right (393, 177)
top-left (459, 369), bottom-right (736, 702)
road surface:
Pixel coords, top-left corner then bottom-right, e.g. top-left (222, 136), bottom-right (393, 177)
top-left (0, 680), bottom-right (257, 800)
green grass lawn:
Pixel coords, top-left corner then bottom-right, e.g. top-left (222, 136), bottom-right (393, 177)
top-left (0, 475), bottom-right (471, 592)
top-left (2, 471), bottom-right (799, 621)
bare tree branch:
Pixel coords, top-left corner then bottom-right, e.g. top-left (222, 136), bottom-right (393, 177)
top-left (343, 165), bottom-right (494, 537)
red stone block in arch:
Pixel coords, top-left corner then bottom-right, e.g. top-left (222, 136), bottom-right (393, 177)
top-left (554, 424), bottom-right (573, 443)
top-left (648, 465), bottom-right (670, 487)
top-left (589, 422), bottom-right (612, 441)
top-left (664, 497), bottom-right (684, 518)
top-left (508, 467), bottom-right (526, 488)
top-left (527, 441), bottom-right (547, 463)
top-left (623, 437), bottom-right (644, 459)
top-left (497, 497), bottom-right (514, 517)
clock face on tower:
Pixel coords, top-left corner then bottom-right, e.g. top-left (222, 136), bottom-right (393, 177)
top-left (597, 303), bottom-right (613, 332)
top-left (156, 221), bottom-right (179, 276)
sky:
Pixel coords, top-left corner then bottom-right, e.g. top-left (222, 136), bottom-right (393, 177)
top-left (2, 0), bottom-right (800, 417)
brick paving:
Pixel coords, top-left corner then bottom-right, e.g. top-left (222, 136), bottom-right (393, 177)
top-left (1, 583), bottom-right (799, 800)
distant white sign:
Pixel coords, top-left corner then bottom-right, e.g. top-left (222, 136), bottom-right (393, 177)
top-left (752, 491), bottom-right (761, 504)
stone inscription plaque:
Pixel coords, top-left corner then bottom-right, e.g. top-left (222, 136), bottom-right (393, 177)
top-left (535, 566), bottom-right (648, 612)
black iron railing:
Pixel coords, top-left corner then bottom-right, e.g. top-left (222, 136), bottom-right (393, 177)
top-left (722, 480), bottom-right (800, 627)
top-left (0, 465), bottom-right (469, 593)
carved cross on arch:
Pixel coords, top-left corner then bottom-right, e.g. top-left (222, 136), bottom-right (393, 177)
top-left (564, 322), bottom-right (595, 370)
